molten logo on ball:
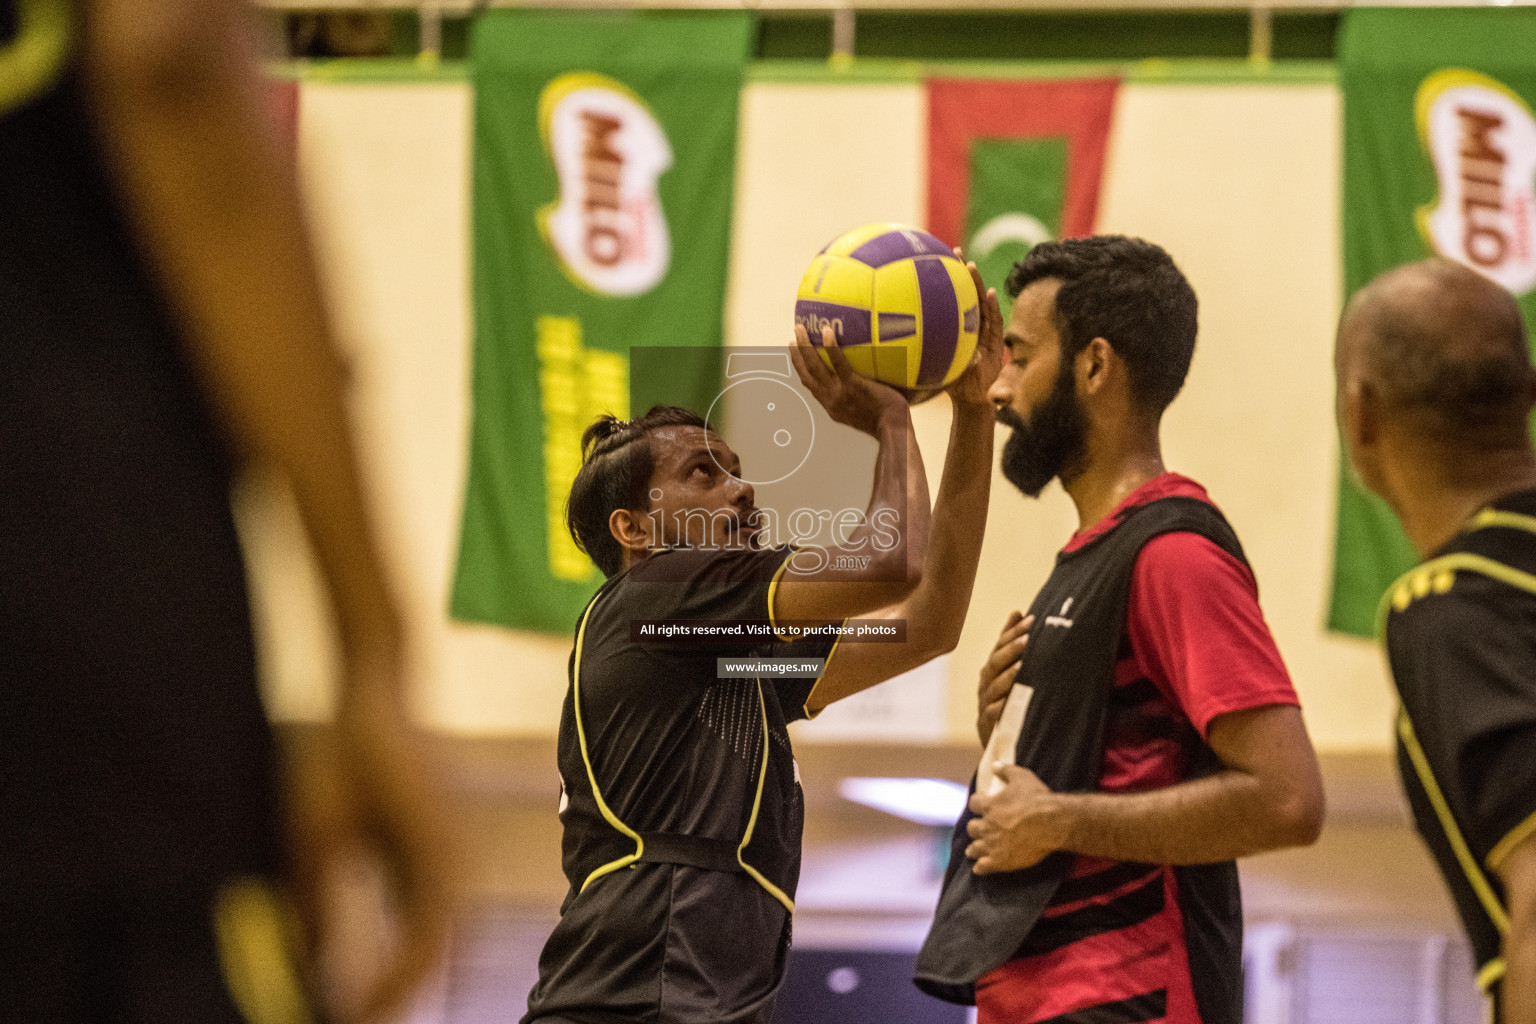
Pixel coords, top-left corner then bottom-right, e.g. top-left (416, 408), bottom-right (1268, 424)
top-left (538, 72), bottom-right (672, 297)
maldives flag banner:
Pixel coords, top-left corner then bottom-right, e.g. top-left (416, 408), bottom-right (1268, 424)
top-left (451, 10), bottom-right (751, 634)
top-left (927, 78), bottom-right (1119, 318)
top-left (1331, 8), bottom-right (1536, 636)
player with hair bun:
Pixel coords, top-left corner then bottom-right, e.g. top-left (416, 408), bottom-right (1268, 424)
top-left (524, 259), bottom-right (1006, 1024)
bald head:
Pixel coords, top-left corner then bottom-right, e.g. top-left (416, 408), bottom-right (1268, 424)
top-left (1339, 258), bottom-right (1534, 450)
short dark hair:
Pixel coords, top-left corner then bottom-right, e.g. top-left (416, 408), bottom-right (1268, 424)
top-left (567, 405), bottom-right (709, 577)
top-left (1351, 259), bottom-right (1533, 449)
top-left (1006, 236), bottom-right (1198, 414)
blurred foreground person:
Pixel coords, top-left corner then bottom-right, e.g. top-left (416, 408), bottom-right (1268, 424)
top-left (918, 236), bottom-right (1324, 1024)
top-left (0, 0), bottom-right (450, 1019)
top-left (1337, 257), bottom-right (1536, 1023)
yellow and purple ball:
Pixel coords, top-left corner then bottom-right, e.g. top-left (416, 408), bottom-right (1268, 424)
top-left (794, 222), bottom-right (980, 392)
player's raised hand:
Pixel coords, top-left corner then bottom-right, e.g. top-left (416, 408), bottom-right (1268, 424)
top-left (791, 323), bottom-right (908, 437)
top-left (978, 611), bottom-right (1032, 745)
top-left (287, 647), bottom-right (457, 1024)
top-left (944, 249), bottom-right (1006, 410)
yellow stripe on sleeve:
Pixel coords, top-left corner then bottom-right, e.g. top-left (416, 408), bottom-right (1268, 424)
top-left (767, 550), bottom-right (797, 642)
top-left (800, 630), bottom-right (844, 720)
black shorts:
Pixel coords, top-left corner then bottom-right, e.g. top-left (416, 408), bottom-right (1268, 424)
top-left (0, 880), bottom-right (315, 1024)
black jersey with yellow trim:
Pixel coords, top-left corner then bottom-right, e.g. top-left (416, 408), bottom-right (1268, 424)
top-left (1383, 488), bottom-right (1536, 997)
top-left (525, 544), bottom-right (840, 1024)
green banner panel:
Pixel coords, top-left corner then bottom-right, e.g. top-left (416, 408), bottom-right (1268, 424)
top-left (452, 10), bottom-right (750, 633)
top-left (1332, 7), bottom-right (1536, 636)
top-left (964, 137), bottom-right (1069, 319)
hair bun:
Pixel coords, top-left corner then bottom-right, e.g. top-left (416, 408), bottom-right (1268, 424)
top-left (581, 414), bottom-right (633, 460)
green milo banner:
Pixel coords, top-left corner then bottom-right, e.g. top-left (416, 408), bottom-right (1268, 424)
top-left (452, 11), bottom-right (750, 634)
top-left (1332, 8), bottom-right (1536, 636)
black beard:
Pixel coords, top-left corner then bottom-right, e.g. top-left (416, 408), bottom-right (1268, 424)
top-left (996, 364), bottom-right (1088, 498)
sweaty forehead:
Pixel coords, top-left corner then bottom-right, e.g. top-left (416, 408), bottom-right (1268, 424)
top-left (649, 425), bottom-right (734, 468)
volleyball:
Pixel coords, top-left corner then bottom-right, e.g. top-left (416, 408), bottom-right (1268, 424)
top-left (794, 222), bottom-right (981, 392)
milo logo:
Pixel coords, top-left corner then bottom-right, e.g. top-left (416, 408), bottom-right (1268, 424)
top-left (1418, 69), bottom-right (1536, 295)
top-left (537, 73), bottom-right (672, 297)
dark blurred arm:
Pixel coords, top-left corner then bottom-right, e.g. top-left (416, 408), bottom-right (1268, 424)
top-left (80, 0), bottom-right (451, 1019)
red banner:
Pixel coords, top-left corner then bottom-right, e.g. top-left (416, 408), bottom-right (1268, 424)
top-left (927, 78), bottom-right (1119, 249)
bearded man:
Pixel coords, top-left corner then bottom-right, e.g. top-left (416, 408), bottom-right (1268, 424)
top-left (917, 235), bottom-right (1324, 1024)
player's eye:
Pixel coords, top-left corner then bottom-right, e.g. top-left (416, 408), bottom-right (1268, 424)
top-left (691, 462), bottom-right (712, 479)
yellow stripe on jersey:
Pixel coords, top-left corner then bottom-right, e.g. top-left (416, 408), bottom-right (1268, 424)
top-left (1397, 708), bottom-right (1510, 936)
top-left (737, 678), bottom-right (796, 914)
top-left (1469, 508), bottom-right (1536, 537)
top-left (572, 589), bottom-right (646, 891)
top-left (0, 0), bottom-right (70, 118)
top-left (1478, 957), bottom-right (1507, 992)
top-left (212, 879), bottom-right (315, 1024)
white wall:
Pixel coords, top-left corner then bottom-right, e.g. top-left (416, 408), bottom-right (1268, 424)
top-left (256, 73), bottom-right (1390, 750)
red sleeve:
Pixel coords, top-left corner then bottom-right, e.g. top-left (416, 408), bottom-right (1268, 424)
top-left (1125, 532), bottom-right (1299, 739)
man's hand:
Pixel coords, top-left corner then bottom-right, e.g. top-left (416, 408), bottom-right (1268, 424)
top-left (965, 764), bottom-right (1065, 874)
top-left (944, 252), bottom-right (1007, 411)
top-left (287, 653), bottom-right (456, 1024)
top-left (978, 611), bottom-right (1032, 745)
top-left (791, 323), bottom-right (908, 437)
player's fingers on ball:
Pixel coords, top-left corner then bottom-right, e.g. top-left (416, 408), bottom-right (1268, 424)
top-left (966, 260), bottom-right (985, 297)
top-left (788, 340), bottom-right (819, 392)
top-left (792, 326), bottom-right (833, 389)
top-left (822, 326), bottom-right (858, 380)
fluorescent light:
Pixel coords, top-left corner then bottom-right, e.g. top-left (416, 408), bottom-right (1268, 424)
top-left (837, 777), bottom-right (970, 827)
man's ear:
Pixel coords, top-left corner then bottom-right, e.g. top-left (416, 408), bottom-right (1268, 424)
top-left (1342, 378), bottom-right (1379, 450)
top-left (1078, 337), bottom-right (1114, 397)
top-left (610, 506), bottom-right (654, 558)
